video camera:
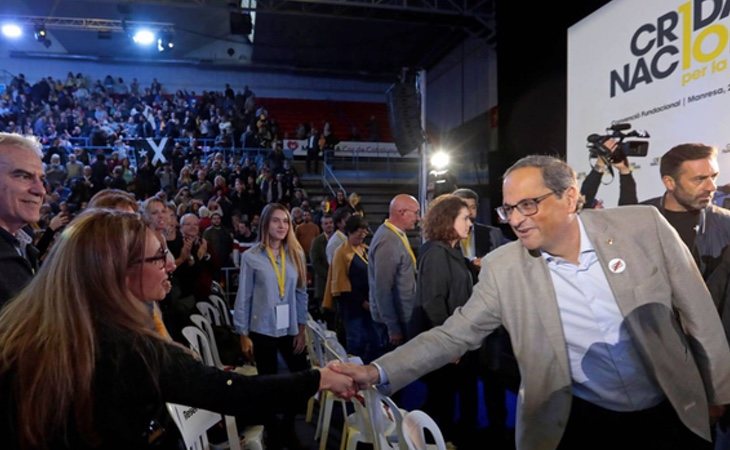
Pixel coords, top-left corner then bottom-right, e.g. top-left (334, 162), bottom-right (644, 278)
top-left (587, 123), bottom-right (650, 164)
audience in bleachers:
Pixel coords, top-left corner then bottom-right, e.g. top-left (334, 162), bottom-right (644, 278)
top-left (0, 73), bottom-right (522, 449)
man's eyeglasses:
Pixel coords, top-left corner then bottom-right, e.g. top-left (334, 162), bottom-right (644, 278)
top-left (134, 248), bottom-right (170, 269)
top-left (496, 191), bottom-right (555, 223)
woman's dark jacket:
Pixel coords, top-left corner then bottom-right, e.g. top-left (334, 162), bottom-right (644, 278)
top-left (1, 327), bottom-right (320, 449)
top-left (416, 240), bottom-right (474, 329)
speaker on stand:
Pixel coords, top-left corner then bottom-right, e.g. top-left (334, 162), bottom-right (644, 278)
top-left (386, 71), bottom-right (425, 156)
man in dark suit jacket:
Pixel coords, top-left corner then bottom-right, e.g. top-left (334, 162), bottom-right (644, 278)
top-left (452, 188), bottom-right (509, 277)
top-left (0, 133), bottom-right (44, 307)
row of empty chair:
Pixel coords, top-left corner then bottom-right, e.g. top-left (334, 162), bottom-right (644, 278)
top-left (303, 318), bottom-right (447, 450)
top-left (167, 280), bottom-right (446, 450)
top-left (169, 283), bottom-right (262, 450)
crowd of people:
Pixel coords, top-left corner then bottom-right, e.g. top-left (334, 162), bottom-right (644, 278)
top-left (2, 74), bottom-right (730, 450)
top-left (0, 72), bottom-right (274, 149)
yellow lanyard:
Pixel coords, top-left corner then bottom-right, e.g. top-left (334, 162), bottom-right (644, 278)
top-left (383, 219), bottom-right (416, 268)
top-left (266, 246), bottom-right (286, 298)
top-left (353, 245), bottom-right (369, 265)
top-left (152, 303), bottom-right (172, 342)
top-left (460, 233), bottom-right (472, 257)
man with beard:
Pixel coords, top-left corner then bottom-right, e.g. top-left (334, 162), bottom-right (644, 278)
top-left (642, 144), bottom-right (730, 280)
top-left (643, 144), bottom-right (730, 446)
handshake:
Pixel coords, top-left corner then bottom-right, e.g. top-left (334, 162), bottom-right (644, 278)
top-left (316, 361), bottom-right (381, 399)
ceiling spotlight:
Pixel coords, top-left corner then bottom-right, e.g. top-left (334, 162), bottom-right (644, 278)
top-left (1, 23), bottom-right (22, 39)
top-left (157, 31), bottom-right (174, 52)
top-left (34, 24), bottom-right (47, 41)
top-left (132, 29), bottom-right (155, 46)
top-left (34, 24), bottom-right (51, 48)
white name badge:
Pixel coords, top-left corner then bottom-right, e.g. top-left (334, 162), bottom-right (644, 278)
top-left (275, 304), bottom-right (290, 330)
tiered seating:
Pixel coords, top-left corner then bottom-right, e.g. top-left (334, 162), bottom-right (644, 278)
top-left (257, 98), bottom-right (392, 141)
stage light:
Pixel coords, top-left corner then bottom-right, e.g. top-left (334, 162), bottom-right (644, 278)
top-left (34, 24), bottom-right (47, 41)
top-left (33, 24), bottom-right (52, 48)
top-left (157, 31), bottom-right (174, 52)
top-left (1, 23), bottom-right (22, 39)
top-left (430, 150), bottom-right (450, 170)
top-left (132, 29), bottom-right (155, 45)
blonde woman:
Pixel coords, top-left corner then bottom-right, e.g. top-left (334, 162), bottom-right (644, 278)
top-left (234, 203), bottom-right (310, 449)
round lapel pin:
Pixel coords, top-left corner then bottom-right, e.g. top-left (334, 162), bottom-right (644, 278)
top-left (608, 258), bottom-right (626, 274)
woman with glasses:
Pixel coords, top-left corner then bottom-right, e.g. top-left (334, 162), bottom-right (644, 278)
top-left (233, 203), bottom-right (311, 450)
top-left (0, 209), bottom-right (355, 450)
top-left (88, 189), bottom-right (173, 341)
top-left (416, 194), bottom-right (480, 449)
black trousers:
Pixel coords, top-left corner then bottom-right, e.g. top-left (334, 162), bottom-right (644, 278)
top-left (249, 332), bottom-right (309, 449)
top-left (421, 351), bottom-right (480, 447)
top-left (249, 332), bottom-right (308, 376)
top-left (557, 396), bottom-right (711, 450)
top-left (305, 148), bottom-right (319, 173)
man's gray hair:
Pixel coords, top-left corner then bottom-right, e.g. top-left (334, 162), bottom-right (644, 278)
top-left (180, 212), bottom-right (199, 226)
top-left (505, 155), bottom-right (584, 210)
top-left (0, 133), bottom-right (42, 157)
top-left (505, 155), bottom-right (577, 194)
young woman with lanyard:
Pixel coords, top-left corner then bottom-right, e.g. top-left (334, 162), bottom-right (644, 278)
top-left (233, 202), bottom-right (310, 450)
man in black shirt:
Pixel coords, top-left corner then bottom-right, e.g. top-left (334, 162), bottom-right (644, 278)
top-left (645, 146), bottom-right (730, 449)
top-left (642, 143), bottom-right (730, 278)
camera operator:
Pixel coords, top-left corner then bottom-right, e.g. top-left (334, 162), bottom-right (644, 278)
top-left (581, 137), bottom-right (638, 208)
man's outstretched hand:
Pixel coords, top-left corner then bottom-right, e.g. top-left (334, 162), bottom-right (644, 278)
top-left (327, 361), bottom-right (380, 391)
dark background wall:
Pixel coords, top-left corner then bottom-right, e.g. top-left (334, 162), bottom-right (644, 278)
top-left (485, 0), bottom-right (612, 219)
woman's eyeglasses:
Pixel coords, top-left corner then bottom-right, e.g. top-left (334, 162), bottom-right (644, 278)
top-left (134, 248), bottom-right (170, 269)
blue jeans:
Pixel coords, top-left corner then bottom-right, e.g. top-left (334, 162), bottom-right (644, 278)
top-left (339, 297), bottom-right (387, 363)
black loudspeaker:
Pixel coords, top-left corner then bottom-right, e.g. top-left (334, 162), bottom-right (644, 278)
top-left (230, 12), bottom-right (253, 35)
top-left (386, 80), bottom-right (424, 156)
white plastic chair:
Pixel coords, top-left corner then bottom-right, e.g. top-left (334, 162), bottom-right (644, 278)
top-left (189, 314), bottom-right (226, 369)
top-left (167, 402), bottom-right (223, 450)
top-left (209, 294), bottom-right (233, 327)
top-left (304, 319), bottom-right (351, 450)
top-left (401, 410), bottom-right (447, 450)
top-left (211, 280), bottom-right (228, 304)
top-left (179, 326), bottom-right (260, 450)
top-left (182, 325), bottom-right (217, 367)
top-left (188, 315), bottom-right (257, 376)
top-left (341, 388), bottom-right (407, 450)
top-left (197, 301), bottom-right (222, 326)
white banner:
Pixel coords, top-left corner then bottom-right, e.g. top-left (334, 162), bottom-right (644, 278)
top-left (568, 0), bottom-right (730, 206)
top-left (283, 139), bottom-right (418, 158)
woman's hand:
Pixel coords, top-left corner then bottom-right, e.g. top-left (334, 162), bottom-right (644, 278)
top-left (196, 238), bottom-right (208, 260)
top-left (318, 367), bottom-right (357, 399)
top-left (327, 361), bottom-right (379, 390)
top-left (49, 212), bottom-right (70, 231)
top-left (240, 335), bottom-right (254, 362)
top-left (293, 328), bottom-right (306, 354)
